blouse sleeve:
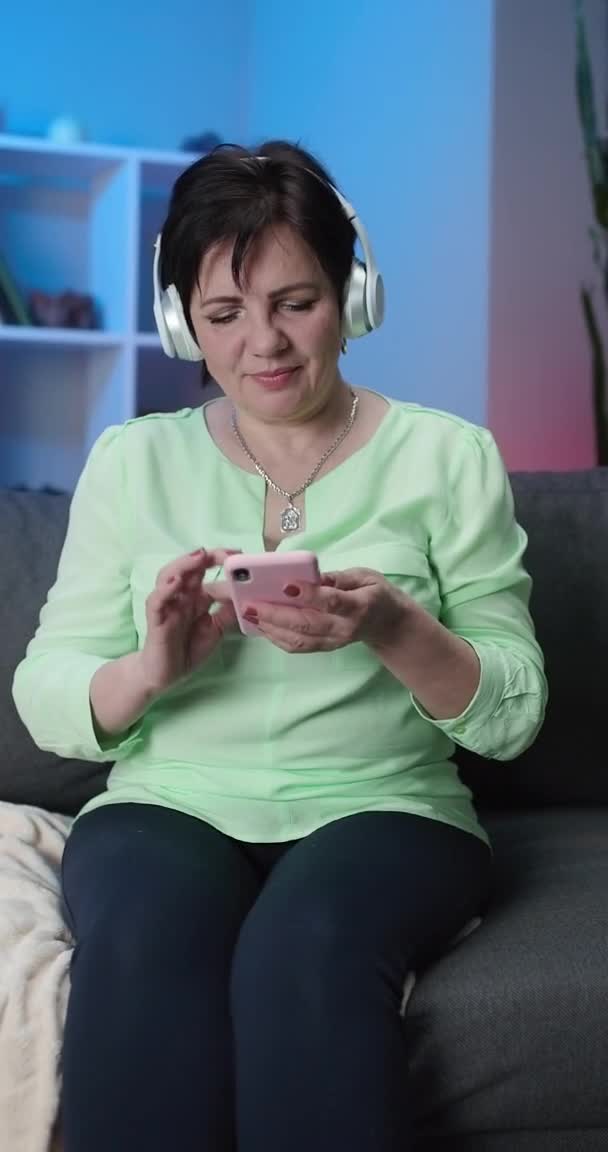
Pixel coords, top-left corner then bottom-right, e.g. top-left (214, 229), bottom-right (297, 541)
top-left (12, 425), bottom-right (144, 762)
top-left (410, 424), bottom-right (548, 760)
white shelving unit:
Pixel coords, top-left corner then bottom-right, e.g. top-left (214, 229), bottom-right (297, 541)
top-left (0, 133), bottom-right (208, 492)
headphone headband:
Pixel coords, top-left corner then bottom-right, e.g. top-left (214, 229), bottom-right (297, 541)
top-left (153, 156), bottom-right (384, 361)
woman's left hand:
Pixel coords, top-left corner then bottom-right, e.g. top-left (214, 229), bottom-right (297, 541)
top-left (238, 569), bottom-right (411, 654)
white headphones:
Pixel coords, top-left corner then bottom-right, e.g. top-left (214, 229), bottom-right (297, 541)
top-left (152, 162), bottom-right (385, 362)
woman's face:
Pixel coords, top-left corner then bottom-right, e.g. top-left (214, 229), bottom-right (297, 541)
top-left (189, 222), bottom-right (343, 424)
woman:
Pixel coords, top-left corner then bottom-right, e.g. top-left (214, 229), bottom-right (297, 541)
top-left (12, 140), bottom-right (547, 1152)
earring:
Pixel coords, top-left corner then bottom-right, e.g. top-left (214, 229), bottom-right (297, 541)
top-left (341, 336), bottom-right (348, 355)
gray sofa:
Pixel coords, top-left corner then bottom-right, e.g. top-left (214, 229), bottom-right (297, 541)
top-left (2, 469), bottom-right (607, 1151)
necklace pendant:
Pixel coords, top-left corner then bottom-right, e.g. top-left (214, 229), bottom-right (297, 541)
top-left (281, 504), bottom-right (301, 533)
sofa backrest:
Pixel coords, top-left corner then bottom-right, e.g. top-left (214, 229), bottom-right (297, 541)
top-left (2, 469), bottom-right (607, 814)
top-left (457, 467), bottom-right (608, 808)
top-left (1, 490), bottom-right (108, 815)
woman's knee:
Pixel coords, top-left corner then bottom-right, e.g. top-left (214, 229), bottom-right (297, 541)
top-left (72, 899), bottom-right (168, 982)
top-left (231, 888), bottom-right (367, 1017)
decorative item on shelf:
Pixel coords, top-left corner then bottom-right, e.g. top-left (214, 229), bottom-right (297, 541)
top-left (574, 0), bottom-right (608, 465)
top-left (46, 116), bottom-right (85, 145)
top-left (28, 291), bottom-right (97, 329)
top-left (180, 130), bottom-right (222, 154)
top-left (0, 252), bottom-right (32, 325)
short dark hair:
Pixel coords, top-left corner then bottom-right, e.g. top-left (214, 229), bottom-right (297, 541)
top-left (159, 140), bottom-right (355, 342)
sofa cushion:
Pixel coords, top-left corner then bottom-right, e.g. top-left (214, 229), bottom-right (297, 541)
top-left (457, 468), bottom-right (608, 808)
top-left (1, 490), bottom-right (108, 814)
top-left (408, 807), bottom-right (608, 1135)
top-left (417, 1130), bottom-right (608, 1151)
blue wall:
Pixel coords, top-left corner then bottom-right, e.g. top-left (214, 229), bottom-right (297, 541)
top-left (0, 0), bottom-right (248, 149)
top-left (248, 0), bottom-right (494, 424)
top-left (2, 0), bottom-right (494, 424)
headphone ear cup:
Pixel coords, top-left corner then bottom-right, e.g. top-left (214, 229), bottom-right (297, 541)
top-left (152, 232), bottom-right (202, 361)
top-left (342, 259), bottom-right (370, 340)
top-left (153, 285), bottom-right (177, 358)
top-left (366, 269), bottom-right (385, 332)
top-left (163, 285), bottom-right (203, 362)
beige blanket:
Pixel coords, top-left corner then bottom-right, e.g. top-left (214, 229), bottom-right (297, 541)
top-left (0, 802), bottom-right (73, 1152)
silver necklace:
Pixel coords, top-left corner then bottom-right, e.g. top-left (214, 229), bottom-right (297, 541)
top-left (231, 389), bottom-right (359, 533)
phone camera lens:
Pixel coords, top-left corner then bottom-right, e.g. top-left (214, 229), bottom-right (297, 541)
top-left (233, 568), bottom-right (251, 582)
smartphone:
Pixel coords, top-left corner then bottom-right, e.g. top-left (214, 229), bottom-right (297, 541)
top-left (223, 550), bottom-right (321, 636)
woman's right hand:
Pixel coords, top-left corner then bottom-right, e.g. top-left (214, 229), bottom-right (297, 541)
top-left (139, 548), bottom-right (239, 695)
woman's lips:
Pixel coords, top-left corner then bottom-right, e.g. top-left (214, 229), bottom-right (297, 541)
top-left (251, 368), bottom-right (299, 389)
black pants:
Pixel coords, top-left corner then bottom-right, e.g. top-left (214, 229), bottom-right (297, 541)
top-left (60, 802), bottom-right (492, 1152)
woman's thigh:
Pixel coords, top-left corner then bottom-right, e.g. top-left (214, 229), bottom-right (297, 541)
top-left (234, 810), bottom-right (492, 984)
top-left (61, 801), bottom-right (262, 955)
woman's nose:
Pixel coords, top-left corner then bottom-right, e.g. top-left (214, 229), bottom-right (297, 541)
top-left (247, 314), bottom-right (288, 357)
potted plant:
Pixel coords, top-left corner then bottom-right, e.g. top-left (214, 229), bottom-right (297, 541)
top-left (575, 0), bottom-right (608, 463)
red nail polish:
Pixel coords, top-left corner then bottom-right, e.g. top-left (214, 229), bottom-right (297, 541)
top-left (283, 584), bottom-right (301, 598)
top-left (244, 608), bottom-right (259, 624)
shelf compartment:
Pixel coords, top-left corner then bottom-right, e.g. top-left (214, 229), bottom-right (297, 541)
top-left (0, 340), bottom-right (131, 492)
top-left (0, 139), bottom-right (135, 336)
top-left (135, 343), bottom-right (213, 417)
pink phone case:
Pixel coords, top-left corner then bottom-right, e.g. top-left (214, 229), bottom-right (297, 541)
top-left (224, 550), bottom-right (321, 636)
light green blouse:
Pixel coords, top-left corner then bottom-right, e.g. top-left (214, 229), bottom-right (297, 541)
top-left (12, 396), bottom-right (548, 850)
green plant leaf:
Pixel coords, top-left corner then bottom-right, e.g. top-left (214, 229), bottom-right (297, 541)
top-left (575, 1), bottom-right (599, 147)
top-left (581, 285), bottom-right (608, 464)
top-left (574, 0), bottom-right (608, 227)
top-left (593, 179), bottom-right (608, 230)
